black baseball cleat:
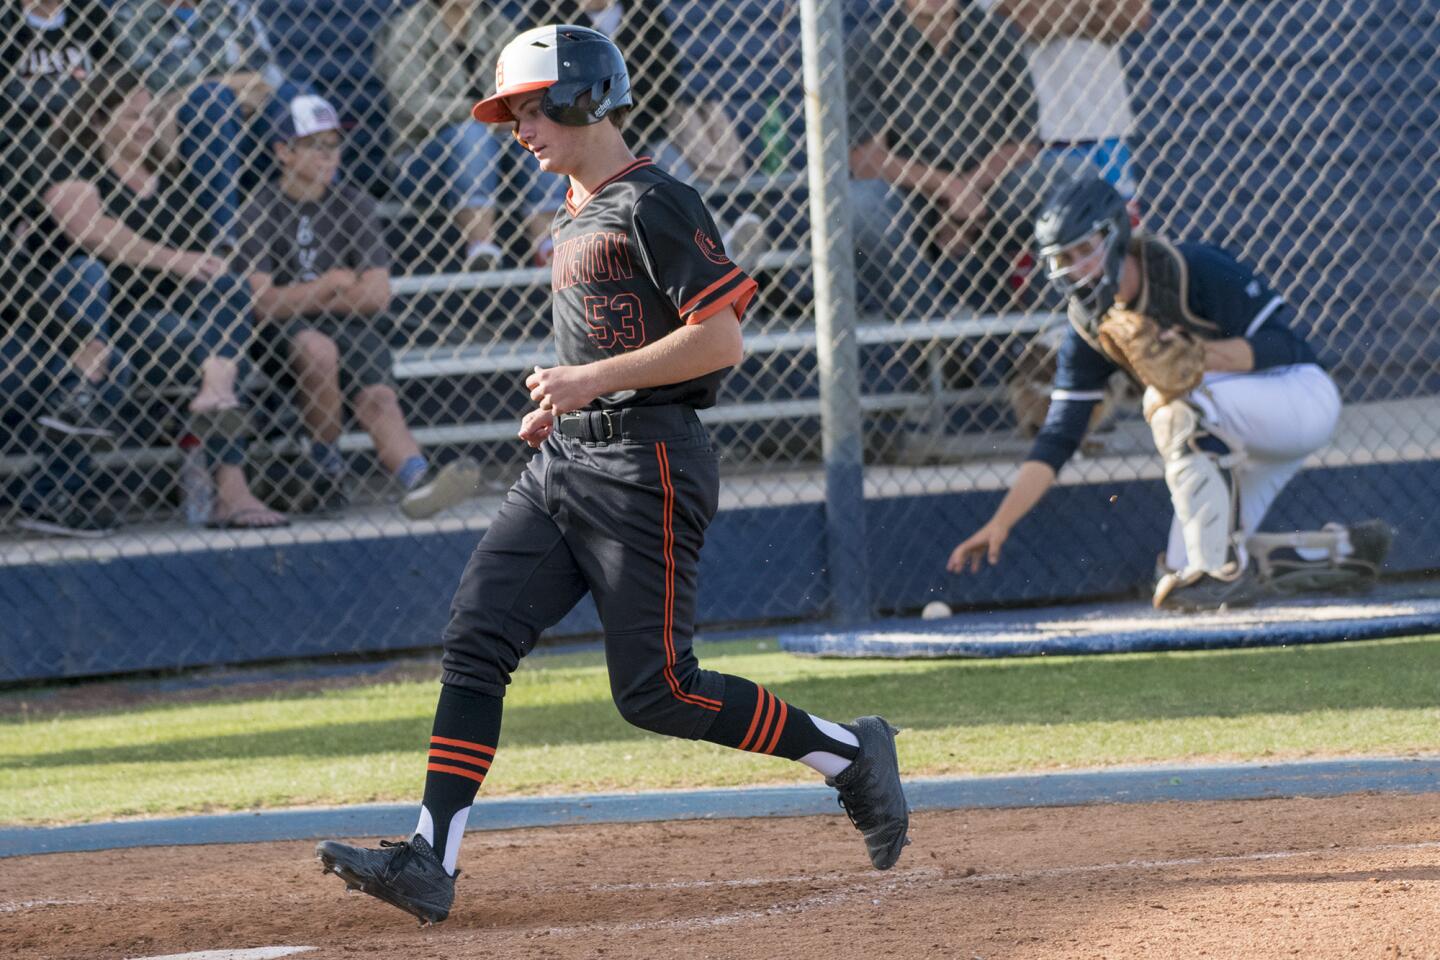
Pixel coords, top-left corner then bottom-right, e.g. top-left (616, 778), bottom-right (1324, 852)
top-left (317, 835), bottom-right (456, 925)
top-left (1154, 561), bottom-right (1269, 612)
top-left (827, 715), bottom-right (910, 870)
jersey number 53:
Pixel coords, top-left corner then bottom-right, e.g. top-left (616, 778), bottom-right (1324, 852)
top-left (583, 293), bottom-right (647, 350)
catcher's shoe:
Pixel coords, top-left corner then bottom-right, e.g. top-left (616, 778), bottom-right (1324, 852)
top-left (1154, 561), bottom-right (1269, 612)
top-left (317, 835), bottom-right (455, 925)
top-left (827, 716), bottom-right (910, 870)
top-left (1264, 520), bottom-right (1394, 594)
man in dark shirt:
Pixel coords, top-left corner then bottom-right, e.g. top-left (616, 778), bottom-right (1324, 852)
top-left (315, 24), bottom-right (909, 926)
top-left (846, 0), bottom-right (1041, 314)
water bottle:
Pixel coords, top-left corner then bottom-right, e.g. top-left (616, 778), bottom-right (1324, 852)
top-left (760, 95), bottom-right (790, 175)
top-left (178, 433), bottom-right (214, 526)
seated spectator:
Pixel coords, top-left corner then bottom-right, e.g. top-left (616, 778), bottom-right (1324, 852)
top-left (37, 72), bottom-right (286, 528)
top-left (109, 0), bottom-right (303, 248)
top-left (845, 0), bottom-right (1041, 316)
top-left (378, 0), bottom-right (513, 270)
top-left (520, 0), bottom-right (754, 265)
top-left (239, 96), bottom-right (482, 520)
top-left (980, 0), bottom-right (1149, 200)
top-left (2, 159), bottom-right (119, 537)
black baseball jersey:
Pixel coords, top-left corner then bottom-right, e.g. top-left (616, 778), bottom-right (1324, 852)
top-left (549, 158), bottom-right (757, 409)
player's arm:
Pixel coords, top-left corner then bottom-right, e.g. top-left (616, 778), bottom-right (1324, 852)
top-left (1203, 338), bottom-right (1255, 373)
top-left (526, 307), bottom-right (743, 414)
top-left (948, 331), bottom-right (1113, 572)
top-left (1183, 243), bottom-right (1311, 373)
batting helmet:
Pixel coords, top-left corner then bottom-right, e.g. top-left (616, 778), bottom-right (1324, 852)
top-left (471, 24), bottom-right (632, 127)
top-left (1034, 176), bottom-right (1130, 320)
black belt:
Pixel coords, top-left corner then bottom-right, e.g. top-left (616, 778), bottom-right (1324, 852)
top-left (555, 405), bottom-right (699, 443)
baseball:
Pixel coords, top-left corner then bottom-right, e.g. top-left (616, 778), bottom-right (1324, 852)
top-left (921, 600), bottom-right (953, 620)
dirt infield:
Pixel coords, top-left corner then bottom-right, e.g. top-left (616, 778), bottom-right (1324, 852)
top-left (4, 793), bottom-right (1439, 960)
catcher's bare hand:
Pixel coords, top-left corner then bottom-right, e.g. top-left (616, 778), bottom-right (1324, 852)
top-left (947, 522), bottom-right (1010, 573)
top-left (517, 408), bottom-right (554, 449)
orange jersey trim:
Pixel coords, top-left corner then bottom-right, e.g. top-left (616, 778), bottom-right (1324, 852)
top-left (678, 267), bottom-right (743, 318)
top-left (565, 157), bottom-right (654, 218)
top-left (685, 277), bottom-right (758, 326)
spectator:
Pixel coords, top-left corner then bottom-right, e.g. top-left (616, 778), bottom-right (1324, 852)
top-left (520, 1), bottom-right (754, 265)
top-left (109, 0), bottom-right (302, 248)
top-left (846, 0), bottom-right (1040, 315)
top-left (239, 95), bottom-right (482, 519)
top-left (378, 0), bottom-right (512, 270)
top-left (1, 131), bottom-right (120, 537)
top-left (36, 72), bottom-right (286, 528)
top-left (1, 0), bottom-right (114, 138)
top-left (979, 0), bottom-right (1149, 199)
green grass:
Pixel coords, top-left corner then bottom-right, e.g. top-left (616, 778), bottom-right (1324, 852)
top-left (3, 636), bottom-right (1439, 825)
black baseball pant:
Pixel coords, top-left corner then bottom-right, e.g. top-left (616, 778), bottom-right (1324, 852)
top-left (440, 405), bottom-right (728, 739)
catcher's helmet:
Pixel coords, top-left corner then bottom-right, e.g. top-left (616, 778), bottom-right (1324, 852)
top-left (472, 24), bottom-right (632, 126)
top-left (1034, 176), bottom-right (1130, 319)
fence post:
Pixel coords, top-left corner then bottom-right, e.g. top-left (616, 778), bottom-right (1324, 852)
top-left (799, 0), bottom-right (869, 624)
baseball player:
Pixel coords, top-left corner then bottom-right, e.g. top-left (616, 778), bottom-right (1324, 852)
top-left (315, 25), bottom-right (909, 925)
top-left (948, 176), bottom-right (1391, 610)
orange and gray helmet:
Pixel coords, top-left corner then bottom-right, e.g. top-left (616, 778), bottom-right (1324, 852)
top-left (471, 24), bottom-right (633, 127)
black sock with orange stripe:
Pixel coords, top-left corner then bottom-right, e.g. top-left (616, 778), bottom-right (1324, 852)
top-left (415, 683), bottom-right (502, 876)
top-left (701, 676), bottom-right (860, 768)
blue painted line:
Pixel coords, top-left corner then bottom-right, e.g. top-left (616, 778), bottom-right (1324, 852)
top-left (3, 756), bottom-right (1437, 859)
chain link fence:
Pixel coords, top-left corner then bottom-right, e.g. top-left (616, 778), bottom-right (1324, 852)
top-left (2, 0), bottom-right (1437, 679)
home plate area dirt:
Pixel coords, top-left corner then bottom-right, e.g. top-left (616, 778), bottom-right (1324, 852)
top-left (5, 794), bottom-right (1440, 960)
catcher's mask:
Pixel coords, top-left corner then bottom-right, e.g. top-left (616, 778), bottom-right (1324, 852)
top-left (1035, 177), bottom-right (1130, 319)
top-left (472, 24), bottom-right (632, 127)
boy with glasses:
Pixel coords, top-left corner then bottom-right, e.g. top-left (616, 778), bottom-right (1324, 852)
top-left (238, 95), bottom-right (480, 518)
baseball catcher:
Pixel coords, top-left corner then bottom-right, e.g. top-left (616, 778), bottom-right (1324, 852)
top-left (949, 176), bottom-right (1391, 611)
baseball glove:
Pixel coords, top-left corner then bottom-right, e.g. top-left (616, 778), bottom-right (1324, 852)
top-left (1095, 308), bottom-right (1204, 402)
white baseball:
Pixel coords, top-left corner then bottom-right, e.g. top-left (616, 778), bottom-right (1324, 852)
top-left (921, 600), bottom-right (953, 620)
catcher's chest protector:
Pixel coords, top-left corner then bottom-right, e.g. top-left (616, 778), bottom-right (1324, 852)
top-left (1068, 235), bottom-right (1222, 359)
top-left (1132, 236), bottom-right (1218, 336)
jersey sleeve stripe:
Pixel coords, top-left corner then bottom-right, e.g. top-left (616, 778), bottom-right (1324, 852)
top-left (685, 276), bottom-right (759, 326)
top-left (678, 266), bottom-right (744, 317)
top-left (1244, 295), bottom-right (1286, 337)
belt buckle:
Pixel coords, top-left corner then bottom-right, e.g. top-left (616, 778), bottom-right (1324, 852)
top-left (599, 409), bottom-right (617, 441)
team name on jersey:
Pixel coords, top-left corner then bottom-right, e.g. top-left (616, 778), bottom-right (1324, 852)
top-left (20, 43), bottom-right (94, 78)
top-left (552, 231), bottom-right (635, 292)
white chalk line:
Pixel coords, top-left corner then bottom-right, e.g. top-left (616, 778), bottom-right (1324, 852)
top-left (124, 949), bottom-right (316, 960)
top-left (545, 838), bottom-right (1440, 936)
top-left (0, 897), bottom-right (96, 913)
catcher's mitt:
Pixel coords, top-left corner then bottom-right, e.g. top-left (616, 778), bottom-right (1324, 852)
top-left (1095, 308), bottom-right (1204, 402)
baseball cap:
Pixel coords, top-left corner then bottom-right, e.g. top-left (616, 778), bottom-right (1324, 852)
top-left (278, 94), bottom-right (342, 141)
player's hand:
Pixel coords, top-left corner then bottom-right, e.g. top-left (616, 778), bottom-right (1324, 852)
top-left (518, 408), bottom-right (554, 448)
top-left (526, 364), bottom-right (600, 415)
top-left (947, 521), bottom-right (1010, 574)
